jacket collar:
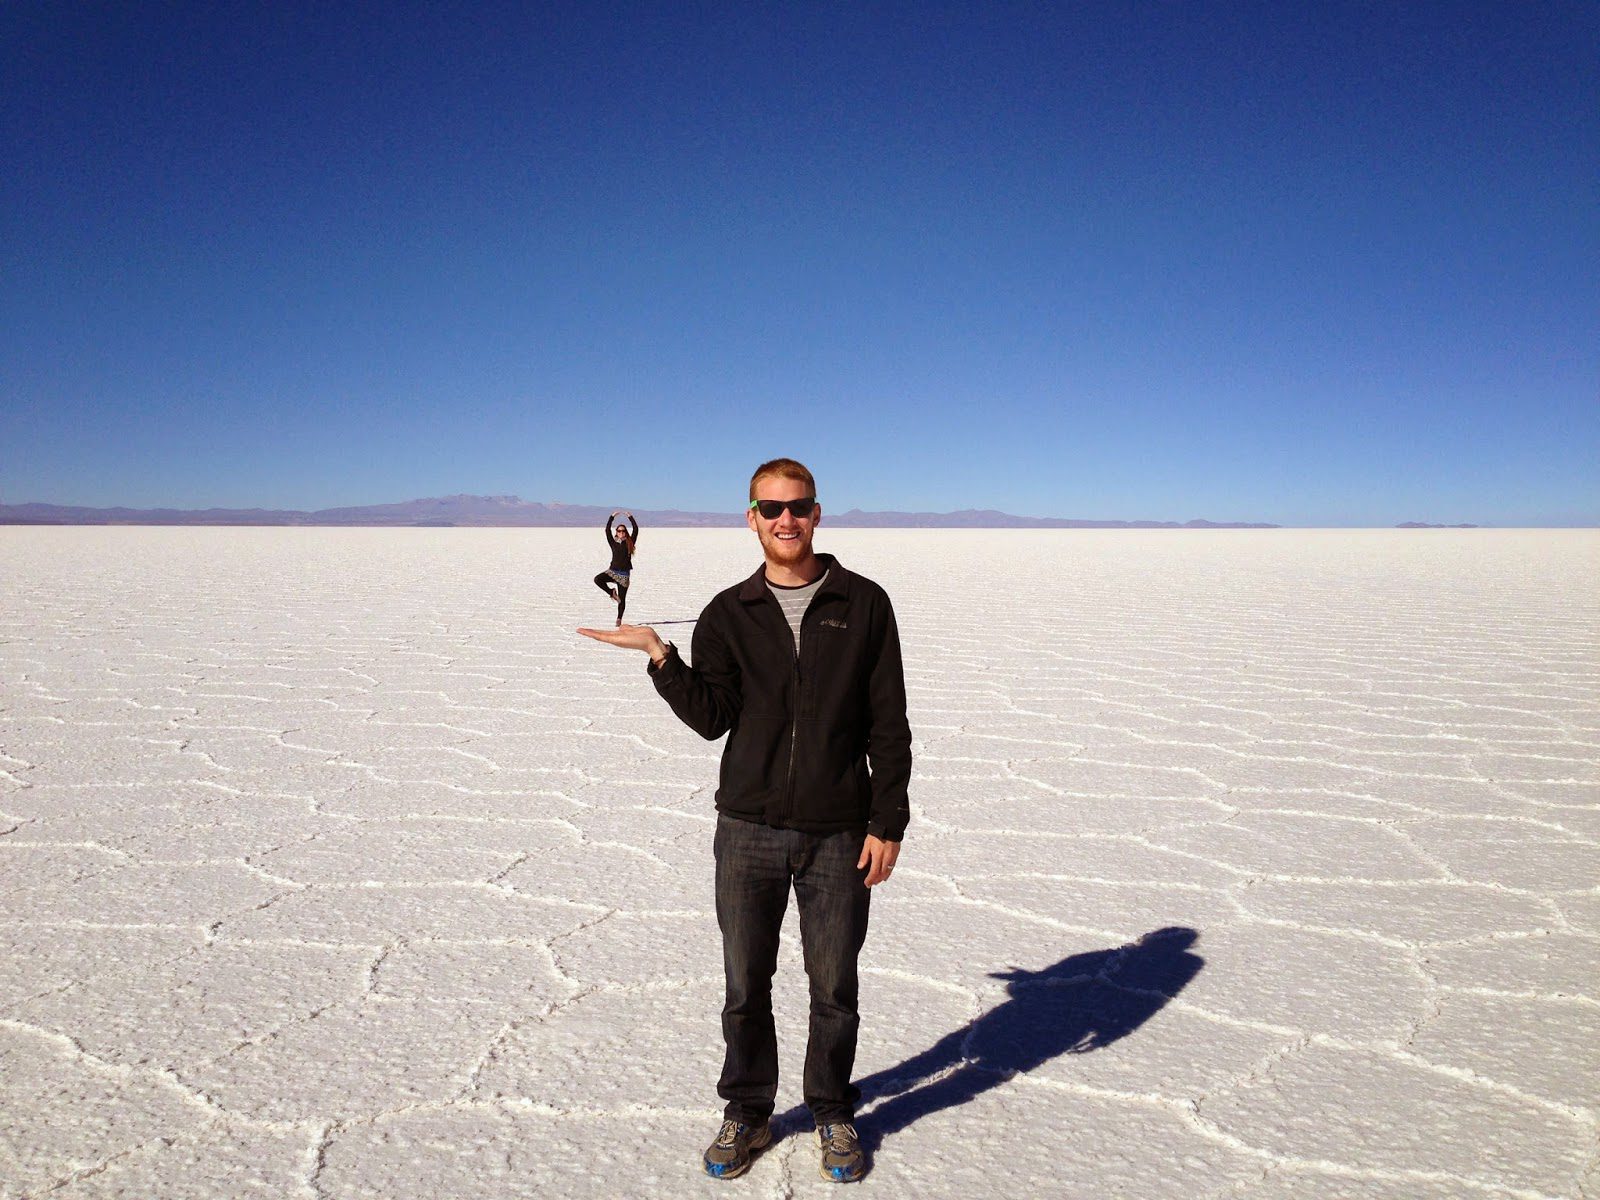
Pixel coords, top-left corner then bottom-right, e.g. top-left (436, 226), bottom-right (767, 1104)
top-left (738, 552), bottom-right (851, 603)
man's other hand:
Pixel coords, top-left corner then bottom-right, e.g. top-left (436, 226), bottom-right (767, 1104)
top-left (858, 835), bottom-right (900, 887)
top-left (577, 624), bottom-right (667, 661)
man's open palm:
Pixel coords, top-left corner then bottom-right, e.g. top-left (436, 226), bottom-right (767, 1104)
top-left (578, 623), bottom-right (662, 654)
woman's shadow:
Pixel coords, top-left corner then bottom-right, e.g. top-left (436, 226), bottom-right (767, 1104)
top-left (773, 926), bottom-right (1204, 1152)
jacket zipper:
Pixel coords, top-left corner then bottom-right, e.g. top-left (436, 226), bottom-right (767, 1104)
top-left (783, 648), bottom-right (800, 818)
top-left (780, 593), bottom-right (815, 822)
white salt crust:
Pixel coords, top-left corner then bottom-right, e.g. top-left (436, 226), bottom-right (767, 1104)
top-left (0, 526), bottom-right (1596, 1199)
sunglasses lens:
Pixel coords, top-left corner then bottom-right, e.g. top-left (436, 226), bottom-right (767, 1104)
top-left (755, 498), bottom-right (815, 519)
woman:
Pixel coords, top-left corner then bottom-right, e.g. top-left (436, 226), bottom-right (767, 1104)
top-left (594, 510), bottom-right (638, 626)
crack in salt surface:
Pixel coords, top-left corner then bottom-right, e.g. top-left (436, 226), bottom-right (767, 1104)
top-left (20, 1134), bottom-right (178, 1198)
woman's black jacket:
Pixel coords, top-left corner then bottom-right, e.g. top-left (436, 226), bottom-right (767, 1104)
top-left (605, 514), bottom-right (638, 572)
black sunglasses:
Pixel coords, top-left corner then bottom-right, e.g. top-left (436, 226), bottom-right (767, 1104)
top-left (748, 497), bottom-right (817, 519)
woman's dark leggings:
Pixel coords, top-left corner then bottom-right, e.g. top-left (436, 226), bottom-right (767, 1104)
top-left (594, 572), bottom-right (628, 621)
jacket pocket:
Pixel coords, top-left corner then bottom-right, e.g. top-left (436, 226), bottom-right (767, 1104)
top-left (796, 722), bottom-right (870, 824)
top-left (718, 717), bottom-right (786, 814)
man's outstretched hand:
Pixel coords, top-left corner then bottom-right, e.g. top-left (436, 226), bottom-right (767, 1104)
top-left (577, 623), bottom-right (668, 662)
top-left (858, 834), bottom-right (900, 887)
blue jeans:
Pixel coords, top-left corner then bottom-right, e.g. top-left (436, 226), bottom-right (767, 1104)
top-left (713, 814), bottom-right (872, 1126)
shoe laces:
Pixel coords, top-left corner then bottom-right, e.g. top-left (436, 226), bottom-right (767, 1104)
top-left (715, 1120), bottom-right (746, 1148)
top-left (819, 1122), bottom-right (859, 1153)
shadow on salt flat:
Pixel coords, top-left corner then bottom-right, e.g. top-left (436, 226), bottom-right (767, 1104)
top-left (772, 926), bottom-right (1204, 1154)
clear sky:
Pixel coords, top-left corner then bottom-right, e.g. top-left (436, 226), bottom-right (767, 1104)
top-left (3, 3), bottom-right (1595, 525)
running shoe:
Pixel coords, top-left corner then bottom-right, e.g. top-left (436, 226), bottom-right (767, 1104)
top-left (703, 1119), bottom-right (771, 1179)
top-left (817, 1122), bottom-right (864, 1182)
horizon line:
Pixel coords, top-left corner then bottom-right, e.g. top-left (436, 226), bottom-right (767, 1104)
top-left (0, 492), bottom-right (1577, 528)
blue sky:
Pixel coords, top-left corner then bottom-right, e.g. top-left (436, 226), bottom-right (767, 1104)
top-left (3, 3), bottom-right (1595, 525)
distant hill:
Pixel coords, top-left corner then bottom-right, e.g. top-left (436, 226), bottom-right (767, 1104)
top-left (1395, 522), bottom-right (1480, 529)
top-left (0, 494), bottom-right (1279, 529)
top-left (826, 508), bottom-right (1276, 529)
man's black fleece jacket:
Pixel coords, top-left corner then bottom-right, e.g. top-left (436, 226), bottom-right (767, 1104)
top-left (647, 553), bottom-right (912, 842)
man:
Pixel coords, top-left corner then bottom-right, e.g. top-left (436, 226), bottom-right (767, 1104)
top-left (578, 458), bottom-right (912, 1183)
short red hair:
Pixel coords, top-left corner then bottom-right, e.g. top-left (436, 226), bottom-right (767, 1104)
top-left (749, 457), bottom-right (817, 502)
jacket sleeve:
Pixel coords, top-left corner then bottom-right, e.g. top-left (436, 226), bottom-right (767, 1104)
top-left (648, 600), bottom-right (742, 740)
top-left (864, 593), bottom-right (912, 842)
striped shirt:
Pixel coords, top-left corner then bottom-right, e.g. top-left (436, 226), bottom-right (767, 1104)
top-left (768, 569), bottom-right (828, 655)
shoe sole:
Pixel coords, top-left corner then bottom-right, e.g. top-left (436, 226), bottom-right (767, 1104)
top-left (703, 1125), bottom-right (772, 1180)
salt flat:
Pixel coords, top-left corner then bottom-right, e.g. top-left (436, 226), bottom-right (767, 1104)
top-left (1, 526), bottom-right (1597, 1200)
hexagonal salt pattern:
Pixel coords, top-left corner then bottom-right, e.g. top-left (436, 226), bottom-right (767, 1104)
top-left (1, 526), bottom-right (1596, 1199)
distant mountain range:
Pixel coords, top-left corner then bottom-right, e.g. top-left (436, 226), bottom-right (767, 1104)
top-left (0, 494), bottom-right (1284, 528)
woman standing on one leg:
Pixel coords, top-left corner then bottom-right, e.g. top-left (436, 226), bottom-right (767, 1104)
top-left (593, 510), bottom-right (638, 626)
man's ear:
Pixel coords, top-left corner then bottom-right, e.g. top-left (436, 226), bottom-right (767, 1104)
top-left (746, 507), bottom-right (759, 533)
top-left (813, 505), bottom-right (822, 527)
